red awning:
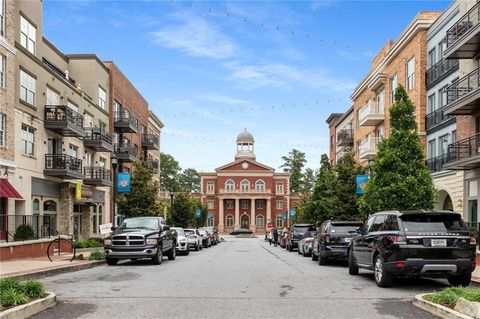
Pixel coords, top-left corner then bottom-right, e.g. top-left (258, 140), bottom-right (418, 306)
top-left (0, 179), bottom-right (23, 199)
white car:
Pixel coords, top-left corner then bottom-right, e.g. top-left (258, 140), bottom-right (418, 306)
top-left (172, 227), bottom-right (190, 256)
top-left (184, 228), bottom-right (203, 251)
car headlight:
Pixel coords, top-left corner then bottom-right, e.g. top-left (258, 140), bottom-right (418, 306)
top-left (104, 239), bottom-right (112, 245)
top-left (146, 238), bottom-right (158, 245)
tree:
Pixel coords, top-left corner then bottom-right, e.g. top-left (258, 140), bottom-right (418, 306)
top-left (334, 150), bottom-right (366, 220)
top-left (178, 168), bottom-right (200, 193)
top-left (117, 161), bottom-right (162, 217)
top-left (360, 86), bottom-right (436, 215)
top-left (281, 149), bottom-right (307, 193)
top-left (160, 153), bottom-right (181, 192)
top-left (302, 154), bottom-right (341, 224)
top-left (302, 168), bottom-right (316, 193)
top-left (170, 193), bottom-right (195, 228)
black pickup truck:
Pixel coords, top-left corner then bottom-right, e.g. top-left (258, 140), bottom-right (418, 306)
top-left (104, 217), bottom-right (177, 265)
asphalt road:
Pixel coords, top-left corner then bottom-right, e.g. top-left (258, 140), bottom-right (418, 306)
top-left (33, 236), bottom-right (444, 319)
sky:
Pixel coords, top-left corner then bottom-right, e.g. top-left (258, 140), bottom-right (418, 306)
top-left (42, 0), bottom-right (449, 172)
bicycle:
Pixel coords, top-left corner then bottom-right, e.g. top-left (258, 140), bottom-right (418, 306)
top-left (47, 235), bottom-right (76, 262)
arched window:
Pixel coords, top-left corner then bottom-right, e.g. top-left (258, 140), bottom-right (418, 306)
top-left (226, 215), bottom-right (234, 228)
top-left (225, 180), bottom-right (235, 191)
top-left (43, 200), bottom-right (57, 213)
top-left (240, 180), bottom-right (250, 191)
top-left (256, 215), bottom-right (265, 228)
top-left (255, 180), bottom-right (265, 192)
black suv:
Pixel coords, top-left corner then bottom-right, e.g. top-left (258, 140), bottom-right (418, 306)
top-left (348, 211), bottom-right (476, 287)
top-left (286, 224), bottom-right (316, 252)
top-left (312, 220), bottom-right (363, 265)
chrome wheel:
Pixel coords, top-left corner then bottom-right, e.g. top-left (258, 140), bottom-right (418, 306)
top-left (374, 257), bottom-right (383, 283)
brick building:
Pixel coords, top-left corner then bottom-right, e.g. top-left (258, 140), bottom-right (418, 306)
top-left (325, 113), bottom-right (342, 164)
top-left (200, 129), bottom-right (295, 234)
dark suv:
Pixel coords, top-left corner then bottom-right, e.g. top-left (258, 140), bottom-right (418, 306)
top-left (312, 220), bottom-right (363, 265)
top-left (286, 224), bottom-right (316, 252)
top-left (348, 211), bottom-right (476, 287)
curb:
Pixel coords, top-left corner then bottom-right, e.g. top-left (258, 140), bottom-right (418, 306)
top-left (413, 293), bottom-right (473, 319)
top-left (3, 260), bottom-right (106, 280)
top-left (0, 292), bottom-right (56, 319)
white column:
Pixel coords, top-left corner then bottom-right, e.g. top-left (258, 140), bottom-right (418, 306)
top-left (266, 198), bottom-right (271, 224)
top-left (218, 198), bottom-right (224, 233)
top-left (250, 198), bottom-right (256, 233)
top-left (234, 198), bottom-right (240, 229)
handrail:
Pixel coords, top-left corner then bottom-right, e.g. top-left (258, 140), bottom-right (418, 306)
top-left (84, 127), bottom-right (113, 144)
top-left (45, 154), bottom-right (83, 172)
top-left (425, 107), bottom-right (455, 130)
top-left (425, 58), bottom-right (459, 87)
top-left (446, 2), bottom-right (480, 48)
top-left (447, 133), bottom-right (480, 163)
top-left (445, 66), bottom-right (480, 105)
top-left (45, 105), bottom-right (84, 128)
top-left (425, 154), bottom-right (448, 173)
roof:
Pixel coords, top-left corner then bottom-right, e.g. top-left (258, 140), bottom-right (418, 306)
top-left (325, 113), bottom-right (343, 125)
top-left (237, 128), bottom-right (254, 143)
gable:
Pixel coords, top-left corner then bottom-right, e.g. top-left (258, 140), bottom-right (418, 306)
top-left (216, 159), bottom-right (274, 172)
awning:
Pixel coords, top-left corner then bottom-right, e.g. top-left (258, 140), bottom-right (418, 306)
top-left (0, 179), bottom-right (23, 199)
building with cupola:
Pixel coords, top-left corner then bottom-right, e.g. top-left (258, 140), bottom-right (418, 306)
top-left (200, 129), bottom-right (300, 234)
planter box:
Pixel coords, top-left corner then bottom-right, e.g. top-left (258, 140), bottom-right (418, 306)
top-left (0, 292), bottom-right (56, 319)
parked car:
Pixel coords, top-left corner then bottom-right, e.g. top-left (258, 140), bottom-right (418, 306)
top-left (198, 228), bottom-right (212, 248)
top-left (104, 217), bottom-right (177, 265)
top-left (230, 228), bottom-right (253, 235)
top-left (206, 227), bottom-right (219, 245)
top-left (348, 210), bottom-right (476, 287)
top-left (286, 224), bottom-right (316, 252)
top-left (312, 221), bottom-right (363, 264)
top-left (298, 231), bottom-right (317, 257)
top-left (172, 227), bottom-right (190, 256)
top-left (184, 228), bottom-right (203, 251)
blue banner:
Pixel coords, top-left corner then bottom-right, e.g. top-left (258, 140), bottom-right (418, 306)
top-left (290, 208), bottom-right (296, 218)
top-left (117, 173), bottom-right (131, 193)
top-left (282, 213), bottom-right (287, 221)
top-left (195, 208), bottom-right (202, 218)
top-left (356, 175), bottom-right (369, 195)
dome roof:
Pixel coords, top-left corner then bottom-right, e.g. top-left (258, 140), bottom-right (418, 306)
top-left (236, 128), bottom-right (254, 143)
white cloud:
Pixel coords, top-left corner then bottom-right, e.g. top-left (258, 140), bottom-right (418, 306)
top-left (198, 94), bottom-right (249, 105)
top-left (337, 49), bottom-right (376, 61)
top-left (151, 12), bottom-right (237, 59)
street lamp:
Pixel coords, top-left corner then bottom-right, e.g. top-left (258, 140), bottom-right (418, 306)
top-left (367, 158), bottom-right (374, 175)
top-left (111, 155), bottom-right (118, 226)
top-left (169, 191), bottom-right (174, 222)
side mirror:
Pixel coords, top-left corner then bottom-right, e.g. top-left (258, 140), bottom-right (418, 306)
top-left (111, 226), bottom-right (116, 232)
top-left (356, 227), bottom-right (363, 234)
top-left (162, 225), bottom-right (170, 231)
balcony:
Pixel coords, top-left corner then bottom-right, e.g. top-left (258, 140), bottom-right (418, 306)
top-left (144, 159), bottom-right (159, 174)
top-left (44, 105), bottom-right (84, 137)
top-left (444, 67), bottom-right (480, 115)
top-left (336, 128), bottom-right (353, 146)
top-left (425, 154), bottom-right (448, 173)
top-left (369, 73), bottom-right (386, 92)
top-left (425, 58), bottom-right (459, 88)
top-left (444, 133), bottom-right (480, 170)
top-left (218, 188), bottom-right (271, 195)
top-left (83, 128), bottom-right (114, 152)
top-left (114, 144), bottom-right (138, 163)
top-left (445, 2), bottom-right (480, 59)
top-left (44, 154), bottom-right (84, 179)
top-left (84, 166), bottom-right (112, 187)
top-left (358, 138), bottom-right (379, 160)
top-left (141, 134), bottom-right (159, 150)
top-left (425, 107), bottom-right (455, 131)
top-left (113, 111), bottom-right (138, 133)
top-left (359, 103), bottom-right (384, 127)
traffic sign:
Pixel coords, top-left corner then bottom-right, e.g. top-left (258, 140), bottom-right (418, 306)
top-left (267, 222), bottom-right (272, 229)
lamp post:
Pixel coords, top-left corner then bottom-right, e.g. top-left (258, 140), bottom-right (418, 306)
top-left (111, 155), bottom-right (118, 226)
top-left (169, 191), bottom-right (174, 222)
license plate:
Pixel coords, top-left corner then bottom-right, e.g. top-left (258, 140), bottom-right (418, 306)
top-left (431, 239), bottom-right (447, 247)
top-left (344, 238), bottom-right (351, 243)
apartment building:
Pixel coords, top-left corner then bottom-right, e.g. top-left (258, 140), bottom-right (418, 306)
top-left (325, 113), bottom-right (343, 164)
top-left (350, 12), bottom-right (441, 166)
top-left (425, 2), bottom-right (463, 212)
top-left (442, 0), bottom-right (480, 225)
top-left (147, 111), bottom-right (163, 185)
top-left (2, 0), bottom-right (113, 241)
top-left (334, 107), bottom-right (354, 164)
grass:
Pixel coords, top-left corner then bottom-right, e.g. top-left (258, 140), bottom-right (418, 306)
top-left (0, 278), bottom-right (47, 311)
top-left (425, 287), bottom-right (480, 308)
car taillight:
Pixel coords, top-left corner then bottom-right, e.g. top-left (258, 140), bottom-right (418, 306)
top-left (389, 235), bottom-right (406, 245)
top-left (470, 235), bottom-right (477, 245)
top-left (323, 235), bottom-right (330, 243)
top-left (394, 262), bottom-right (406, 269)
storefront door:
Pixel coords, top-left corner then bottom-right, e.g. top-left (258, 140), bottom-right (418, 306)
top-left (73, 214), bottom-right (82, 241)
top-left (241, 215), bottom-right (249, 229)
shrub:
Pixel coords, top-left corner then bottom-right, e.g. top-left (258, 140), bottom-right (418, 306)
top-left (22, 280), bottom-right (45, 299)
top-left (426, 287), bottom-right (480, 308)
top-left (13, 224), bottom-right (36, 241)
top-left (74, 239), bottom-right (103, 249)
top-left (0, 278), bottom-right (22, 292)
top-left (89, 250), bottom-right (105, 260)
top-left (0, 288), bottom-right (28, 308)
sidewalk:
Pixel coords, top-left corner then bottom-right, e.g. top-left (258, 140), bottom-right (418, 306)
top-left (0, 251), bottom-right (105, 280)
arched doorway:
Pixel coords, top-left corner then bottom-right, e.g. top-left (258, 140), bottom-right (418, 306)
top-left (443, 194), bottom-right (453, 211)
top-left (240, 214), bottom-right (249, 229)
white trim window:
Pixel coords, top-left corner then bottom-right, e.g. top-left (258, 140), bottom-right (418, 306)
top-left (68, 144), bottom-right (78, 158)
top-left (240, 180), bottom-right (250, 191)
top-left (390, 73), bottom-right (397, 103)
top-left (98, 86), bottom-right (106, 109)
top-left (226, 200), bottom-right (234, 209)
top-left (256, 200), bottom-right (264, 209)
top-left (207, 182), bottom-right (215, 194)
top-left (20, 16), bottom-right (36, 54)
top-left (0, 113), bottom-right (5, 147)
top-left (255, 180), bottom-right (265, 192)
top-left (21, 124), bottom-right (34, 156)
top-left (0, 54), bottom-right (5, 89)
top-left (256, 215), bottom-right (264, 228)
top-left (207, 217), bottom-right (214, 227)
top-left (225, 180), bottom-right (235, 191)
top-left (46, 88), bottom-right (60, 105)
top-left (20, 70), bottom-right (36, 106)
top-left (276, 200), bottom-right (283, 210)
top-left (99, 157), bottom-right (107, 168)
top-left (207, 200), bottom-right (214, 209)
top-left (0, 0), bottom-right (5, 37)
top-left (276, 182), bottom-right (284, 195)
top-left (241, 200), bottom-right (249, 209)
top-left (276, 216), bottom-right (283, 228)
top-left (406, 58), bottom-right (415, 91)
top-left (226, 215), bottom-right (234, 228)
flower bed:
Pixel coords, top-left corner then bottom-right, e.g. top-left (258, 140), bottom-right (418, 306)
top-left (425, 287), bottom-right (480, 308)
top-left (0, 278), bottom-right (47, 312)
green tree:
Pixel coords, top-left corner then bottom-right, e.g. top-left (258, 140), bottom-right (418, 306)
top-left (335, 150), bottom-right (366, 220)
top-left (302, 168), bottom-right (316, 193)
top-left (178, 168), bottom-right (200, 193)
top-left (160, 153), bottom-right (181, 192)
top-left (192, 200), bottom-right (208, 227)
top-left (281, 149), bottom-right (307, 193)
top-left (170, 193), bottom-right (194, 228)
top-left (360, 86), bottom-right (436, 215)
top-left (302, 154), bottom-right (341, 224)
top-left (117, 161), bottom-right (162, 217)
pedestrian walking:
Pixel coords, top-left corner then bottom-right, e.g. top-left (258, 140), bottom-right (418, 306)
top-left (273, 229), bottom-right (279, 247)
top-left (268, 230), bottom-right (273, 245)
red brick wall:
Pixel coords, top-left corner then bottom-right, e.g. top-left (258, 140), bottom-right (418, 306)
top-left (1, 240), bottom-right (73, 261)
top-left (457, 115), bottom-right (476, 141)
top-left (329, 124), bottom-right (336, 164)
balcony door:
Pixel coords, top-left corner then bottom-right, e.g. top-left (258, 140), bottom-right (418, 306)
top-left (47, 138), bottom-right (62, 155)
top-left (46, 88), bottom-right (60, 105)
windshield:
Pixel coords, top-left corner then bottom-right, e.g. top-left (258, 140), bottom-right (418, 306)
top-left (329, 225), bottom-right (361, 234)
top-left (198, 229), bottom-right (207, 235)
top-left (174, 228), bottom-right (185, 236)
top-left (400, 214), bottom-right (467, 232)
top-left (119, 218), bottom-right (159, 230)
top-left (293, 226), bottom-right (315, 233)
top-left (184, 230), bottom-right (194, 236)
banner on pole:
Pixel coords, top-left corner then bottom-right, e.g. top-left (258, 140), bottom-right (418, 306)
top-left (75, 182), bottom-right (82, 201)
top-left (356, 175), bottom-right (369, 195)
top-left (117, 173), bottom-right (131, 193)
